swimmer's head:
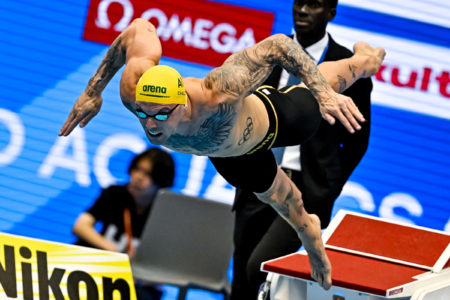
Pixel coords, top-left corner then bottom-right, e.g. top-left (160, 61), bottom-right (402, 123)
top-left (136, 65), bottom-right (187, 105)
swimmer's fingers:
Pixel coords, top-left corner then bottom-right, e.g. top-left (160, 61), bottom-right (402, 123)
top-left (323, 93), bottom-right (364, 133)
top-left (59, 112), bottom-right (77, 136)
top-left (79, 110), bottom-right (98, 128)
top-left (321, 112), bottom-right (336, 126)
top-left (339, 109), bottom-right (358, 133)
top-left (348, 96), bottom-right (365, 122)
top-left (333, 108), bottom-right (356, 133)
top-left (338, 95), bottom-right (364, 133)
top-left (59, 109), bottom-right (89, 136)
top-left (59, 92), bottom-right (103, 136)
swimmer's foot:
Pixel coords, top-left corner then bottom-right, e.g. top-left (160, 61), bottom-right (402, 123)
top-left (298, 214), bottom-right (332, 290)
top-left (353, 42), bottom-right (386, 78)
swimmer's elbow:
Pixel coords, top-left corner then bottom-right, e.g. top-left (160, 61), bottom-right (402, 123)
top-left (122, 18), bottom-right (156, 40)
top-left (265, 34), bottom-right (291, 47)
top-left (270, 33), bottom-right (290, 41)
top-left (130, 18), bottom-right (155, 30)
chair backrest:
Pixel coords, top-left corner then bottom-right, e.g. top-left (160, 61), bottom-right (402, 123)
top-left (131, 189), bottom-right (234, 291)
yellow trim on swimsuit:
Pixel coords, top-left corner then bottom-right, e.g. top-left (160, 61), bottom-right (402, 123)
top-left (246, 87), bottom-right (279, 155)
top-left (256, 85), bottom-right (274, 91)
top-left (280, 85), bottom-right (301, 93)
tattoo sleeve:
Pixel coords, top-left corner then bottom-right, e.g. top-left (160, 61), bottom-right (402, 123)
top-left (271, 35), bottom-right (332, 99)
top-left (204, 50), bottom-right (272, 98)
top-left (86, 36), bottom-right (126, 97)
top-left (204, 34), bottom-right (333, 101)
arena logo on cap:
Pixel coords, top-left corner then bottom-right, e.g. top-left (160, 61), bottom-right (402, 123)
top-left (83, 0), bottom-right (274, 66)
top-left (142, 85), bottom-right (167, 94)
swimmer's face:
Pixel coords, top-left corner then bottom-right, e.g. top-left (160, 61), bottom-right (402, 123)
top-left (135, 102), bottom-right (183, 145)
top-left (292, 0), bottom-right (335, 39)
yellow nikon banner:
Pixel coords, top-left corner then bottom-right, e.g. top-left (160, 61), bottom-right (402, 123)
top-left (0, 232), bottom-right (137, 300)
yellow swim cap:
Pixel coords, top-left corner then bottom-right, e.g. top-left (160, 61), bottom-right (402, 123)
top-left (136, 65), bottom-right (187, 105)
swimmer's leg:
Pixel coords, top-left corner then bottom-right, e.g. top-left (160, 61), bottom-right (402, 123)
top-left (254, 167), bottom-right (331, 290)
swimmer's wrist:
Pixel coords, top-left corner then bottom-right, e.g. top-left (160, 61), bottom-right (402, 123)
top-left (311, 90), bottom-right (332, 106)
top-left (84, 86), bottom-right (102, 98)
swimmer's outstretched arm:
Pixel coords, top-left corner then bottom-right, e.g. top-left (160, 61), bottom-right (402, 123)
top-left (254, 168), bottom-right (332, 290)
top-left (59, 18), bottom-right (161, 136)
top-left (204, 34), bottom-right (383, 133)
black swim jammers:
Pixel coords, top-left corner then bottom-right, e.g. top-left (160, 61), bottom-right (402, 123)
top-left (209, 85), bottom-right (321, 193)
top-left (247, 85), bottom-right (321, 154)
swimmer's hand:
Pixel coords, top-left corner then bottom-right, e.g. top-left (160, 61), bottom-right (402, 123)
top-left (59, 91), bottom-right (103, 136)
top-left (318, 90), bottom-right (364, 134)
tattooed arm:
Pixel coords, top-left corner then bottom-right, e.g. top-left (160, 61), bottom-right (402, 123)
top-left (204, 33), bottom-right (366, 133)
top-left (60, 18), bottom-right (162, 136)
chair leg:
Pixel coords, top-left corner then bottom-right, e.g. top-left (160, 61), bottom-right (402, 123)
top-left (222, 289), bottom-right (230, 300)
top-left (177, 287), bottom-right (188, 300)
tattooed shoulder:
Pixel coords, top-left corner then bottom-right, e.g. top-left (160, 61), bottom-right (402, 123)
top-left (165, 102), bottom-right (237, 154)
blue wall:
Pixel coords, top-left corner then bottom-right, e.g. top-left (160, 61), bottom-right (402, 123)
top-left (0, 0), bottom-right (448, 266)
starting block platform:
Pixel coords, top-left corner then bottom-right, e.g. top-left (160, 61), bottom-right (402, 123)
top-left (262, 210), bottom-right (450, 299)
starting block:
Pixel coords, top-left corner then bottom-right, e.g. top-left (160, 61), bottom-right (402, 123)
top-left (262, 210), bottom-right (450, 300)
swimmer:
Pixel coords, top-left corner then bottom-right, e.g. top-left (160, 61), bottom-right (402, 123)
top-left (60, 18), bottom-right (385, 290)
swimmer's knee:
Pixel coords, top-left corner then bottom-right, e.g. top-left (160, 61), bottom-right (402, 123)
top-left (254, 179), bottom-right (278, 205)
top-left (254, 168), bottom-right (296, 206)
top-left (255, 168), bottom-right (305, 213)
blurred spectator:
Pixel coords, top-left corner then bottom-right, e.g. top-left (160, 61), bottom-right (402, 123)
top-left (73, 147), bottom-right (175, 300)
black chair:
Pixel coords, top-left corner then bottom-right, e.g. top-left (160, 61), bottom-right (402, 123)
top-left (131, 189), bottom-right (234, 300)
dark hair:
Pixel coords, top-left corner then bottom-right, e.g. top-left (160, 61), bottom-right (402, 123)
top-left (128, 147), bottom-right (175, 188)
top-left (329, 0), bottom-right (338, 8)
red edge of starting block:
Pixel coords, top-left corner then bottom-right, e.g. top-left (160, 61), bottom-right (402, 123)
top-left (262, 249), bottom-right (428, 296)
